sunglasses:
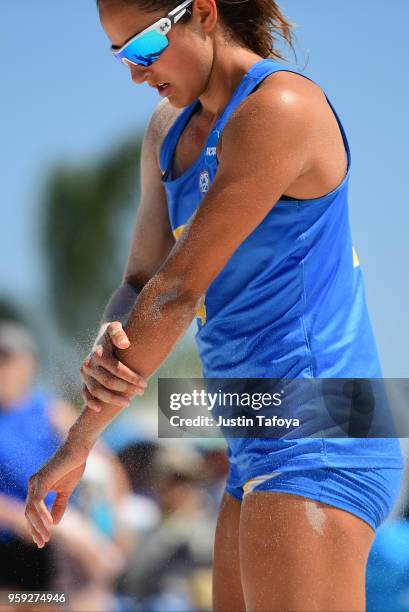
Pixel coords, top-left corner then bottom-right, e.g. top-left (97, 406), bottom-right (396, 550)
top-left (111, 0), bottom-right (194, 67)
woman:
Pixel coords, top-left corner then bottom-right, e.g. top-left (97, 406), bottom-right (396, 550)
top-left (25, 0), bottom-right (403, 609)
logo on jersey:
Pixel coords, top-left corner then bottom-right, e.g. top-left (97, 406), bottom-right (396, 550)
top-left (199, 170), bottom-right (210, 194)
top-left (206, 146), bottom-right (217, 157)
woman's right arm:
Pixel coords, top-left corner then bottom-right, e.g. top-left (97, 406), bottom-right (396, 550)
top-left (81, 99), bottom-right (179, 412)
top-left (23, 102), bottom-right (180, 549)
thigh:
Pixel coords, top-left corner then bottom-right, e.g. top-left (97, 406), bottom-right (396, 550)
top-left (240, 491), bottom-right (375, 611)
top-left (213, 492), bottom-right (246, 612)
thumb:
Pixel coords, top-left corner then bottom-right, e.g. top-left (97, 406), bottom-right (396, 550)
top-left (107, 322), bottom-right (130, 349)
top-left (51, 493), bottom-right (70, 525)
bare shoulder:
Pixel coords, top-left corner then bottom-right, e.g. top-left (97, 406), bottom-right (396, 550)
top-left (145, 98), bottom-right (184, 164)
top-left (261, 69), bottom-right (326, 103)
top-left (229, 69), bottom-right (328, 134)
top-left (221, 69), bottom-right (336, 167)
top-left (219, 69), bottom-right (347, 200)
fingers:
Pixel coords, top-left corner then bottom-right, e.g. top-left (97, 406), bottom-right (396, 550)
top-left (92, 345), bottom-right (147, 387)
top-left (82, 386), bottom-right (107, 413)
top-left (51, 493), bottom-right (69, 525)
top-left (30, 525), bottom-right (45, 549)
top-left (82, 362), bottom-right (144, 396)
top-left (81, 374), bottom-right (132, 409)
top-left (81, 322), bottom-right (148, 412)
top-left (25, 480), bottom-right (53, 548)
top-left (106, 321), bottom-right (130, 349)
top-left (37, 499), bottom-right (53, 527)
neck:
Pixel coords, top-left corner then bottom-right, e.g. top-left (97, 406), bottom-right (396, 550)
top-left (197, 46), bottom-right (265, 120)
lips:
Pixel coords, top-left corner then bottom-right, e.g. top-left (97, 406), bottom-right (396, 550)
top-left (156, 83), bottom-right (171, 96)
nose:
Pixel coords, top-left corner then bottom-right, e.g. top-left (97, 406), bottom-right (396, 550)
top-left (128, 62), bottom-right (149, 85)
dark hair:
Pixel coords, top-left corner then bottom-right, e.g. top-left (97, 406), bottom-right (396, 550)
top-left (97, 0), bottom-right (296, 61)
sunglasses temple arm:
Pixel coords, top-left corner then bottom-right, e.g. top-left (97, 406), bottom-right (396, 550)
top-left (170, 0), bottom-right (194, 24)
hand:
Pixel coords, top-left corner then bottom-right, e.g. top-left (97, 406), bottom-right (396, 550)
top-left (25, 443), bottom-right (88, 548)
top-left (80, 321), bottom-right (147, 412)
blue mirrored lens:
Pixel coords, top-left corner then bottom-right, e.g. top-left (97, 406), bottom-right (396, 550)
top-left (116, 30), bottom-right (169, 66)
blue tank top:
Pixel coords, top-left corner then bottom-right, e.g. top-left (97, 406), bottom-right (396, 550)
top-left (160, 59), bottom-right (403, 481)
top-left (0, 391), bottom-right (60, 541)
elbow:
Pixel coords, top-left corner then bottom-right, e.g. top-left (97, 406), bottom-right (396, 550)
top-left (145, 273), bottom-right (202, 319)
top-left (158, 282), bottom-right (201, 314)
top-left (123, 274), bottom-right (149, 291)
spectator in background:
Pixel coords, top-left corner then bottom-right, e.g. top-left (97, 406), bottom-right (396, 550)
top-left (117, 441), bottom-right (162, 534)
top-left (0, 322), bottom-right (131, 611)
top-left (0, 322), bottom-right (59, 591)
top-left (366, 516), bottom-right (409, 611)
top-left (366, 442), bottom-right (409, 611)
top-left (118, 444), bottom-right (215, 611)
top-left (196, 440), bottom-right (229, 508)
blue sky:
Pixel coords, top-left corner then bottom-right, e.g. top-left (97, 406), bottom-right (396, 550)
top-left (1, 0), bottom-right (408, 376)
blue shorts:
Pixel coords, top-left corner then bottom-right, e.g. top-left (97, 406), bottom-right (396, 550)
top-left (225, 466), bottom-right (404, 531)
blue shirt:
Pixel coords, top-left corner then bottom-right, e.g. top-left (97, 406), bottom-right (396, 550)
top-left (0, 390), bottom-right (60, 541)
top-left (160, 59), bottom-right (402, 483)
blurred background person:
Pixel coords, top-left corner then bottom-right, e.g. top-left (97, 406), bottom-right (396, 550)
top-left (118, 444), bottom-right (216, 611)
top-left (365, 441), bottom-right (409, 612)
top-left (0, 321), bottom-right (58, 593)
top-left (0, 321), bottom-right (133, 611)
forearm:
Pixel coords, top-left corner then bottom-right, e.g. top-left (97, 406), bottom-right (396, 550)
top-left (100, 281), bottom-right (144, 328)
top-left (68, 273), bottom-right (199, 450)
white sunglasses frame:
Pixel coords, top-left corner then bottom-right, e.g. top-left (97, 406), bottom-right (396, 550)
top-left (111, 0), bottom-right (194, 66)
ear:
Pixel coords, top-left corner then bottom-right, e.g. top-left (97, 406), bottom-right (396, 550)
top-left (191, 0), bottom-right (218, 34)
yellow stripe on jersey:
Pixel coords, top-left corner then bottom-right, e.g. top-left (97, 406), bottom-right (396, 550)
top-left (173, 223), bottom-right (207, 325)
top-left (243, 472), bottom-right (282, 495)
top-left (353, 246), bottom-right (360, 268)
top-left (173, 225), bottom-right (185, 241)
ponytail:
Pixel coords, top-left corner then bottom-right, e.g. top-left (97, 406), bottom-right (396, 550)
top-left (216, 0), bottom-right (295, 61)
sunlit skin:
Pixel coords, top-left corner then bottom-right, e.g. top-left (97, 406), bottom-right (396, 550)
top-left (24, 2), bottom-right (374, 610)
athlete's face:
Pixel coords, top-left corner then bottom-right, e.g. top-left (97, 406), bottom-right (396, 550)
top-left (99, 0), bottom-right (217, 108)
top-left (0, 353), bottom-right (37, 408)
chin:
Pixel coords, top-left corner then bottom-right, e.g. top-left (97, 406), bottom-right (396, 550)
top-left (167, 92), bottom-right (188, 109)
top-left (176, 89), bottom-right (201, 109)
top-left (167, 96), bottom-right (183, 109)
